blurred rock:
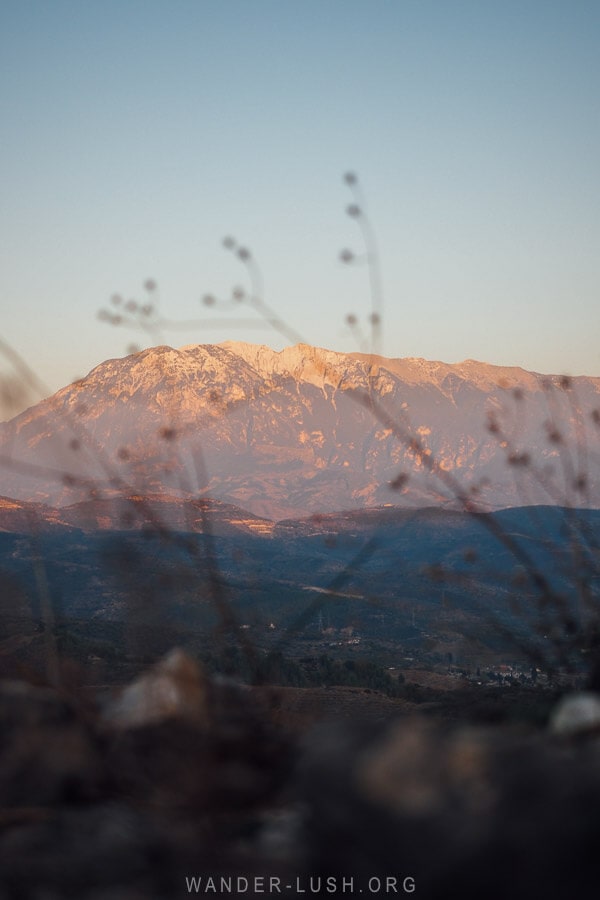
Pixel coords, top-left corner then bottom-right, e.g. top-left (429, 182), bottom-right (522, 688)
top-left (356, 719), bottom-right (495, 817)
top-left (549, 691), bottom-right (600, 736)
top-left (297, 716), bottom-right (600, 899)
top-left (0, 679), bottom-right (104, 807)
top-left (102, 654), bottom-right (292, 814)
top-left (5, 663), bottom-right (600, 898)
top-left (0, 802), bottom-right (199, 899)
top-left (103, 648), bottom-right (208, 729)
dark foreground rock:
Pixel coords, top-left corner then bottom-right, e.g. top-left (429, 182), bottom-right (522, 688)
top-left (1, 656), bottom-right (600, 899)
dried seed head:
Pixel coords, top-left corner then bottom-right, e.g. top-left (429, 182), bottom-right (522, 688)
top-left (389, 472), bottom-right (409, 491)
top-left (346, 203), bottom-right (361, 218)
top-left (486, 412), bottom-right (500, 434)
top-left (545, 422), bottom-right (563, 444)
top-left (344, 172), bottom-right (357, 185)
top-left (508, 451), bottom-right (530, 467)
top-left (340, 248), bottom-right (354, 263)
top-left (427, 563), bottom-right (446, 583)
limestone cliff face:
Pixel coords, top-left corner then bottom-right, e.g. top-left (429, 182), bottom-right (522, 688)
top-left (1, 342), bottom-right (599, 519)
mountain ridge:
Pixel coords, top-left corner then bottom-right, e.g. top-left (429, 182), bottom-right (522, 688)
top-left (1, 342), bottom-right (599, 520)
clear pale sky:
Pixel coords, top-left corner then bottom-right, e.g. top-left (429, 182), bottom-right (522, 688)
top-left (1, 0), bottom-right (599, 411)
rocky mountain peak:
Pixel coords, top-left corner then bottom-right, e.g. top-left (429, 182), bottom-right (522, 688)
top-left (1, 342), bottom-right (599, 520)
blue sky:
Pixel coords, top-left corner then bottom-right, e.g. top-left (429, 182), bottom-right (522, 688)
top-left (1, 0), bottom-right (599, 409)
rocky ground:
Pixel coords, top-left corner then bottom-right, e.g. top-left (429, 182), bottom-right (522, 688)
top-left (1, 650), bottom-right (600, 899)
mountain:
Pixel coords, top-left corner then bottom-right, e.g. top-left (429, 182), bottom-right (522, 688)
top-left (59, 495), bottom-right (274, 536)
top-left (0, 492), bottom-right (273, 537)
top-left (0, 496), bottom-right (75, 532)
top-left (0, 341), bottom-right (599, 520)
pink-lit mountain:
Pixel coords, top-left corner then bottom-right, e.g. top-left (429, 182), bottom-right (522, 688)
top-left (1, 341), bottom-right (599, 520)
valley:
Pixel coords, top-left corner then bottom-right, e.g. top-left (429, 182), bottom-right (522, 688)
top-left (1, 497), bottom-right (595, 702)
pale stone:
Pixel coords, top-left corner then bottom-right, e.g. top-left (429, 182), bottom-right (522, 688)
top-left (104, 648), bottom-right (208, 729)
top-left (549, 692), bottom-right (600, 736)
